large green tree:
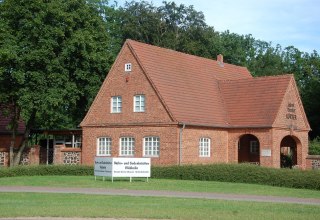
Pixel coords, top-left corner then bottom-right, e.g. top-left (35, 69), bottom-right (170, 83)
top-left (0, 0), bottom-right (112, 165)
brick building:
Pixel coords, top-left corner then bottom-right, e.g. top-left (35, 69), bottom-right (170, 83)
top-left (81, 40), bottom-right (310, 169)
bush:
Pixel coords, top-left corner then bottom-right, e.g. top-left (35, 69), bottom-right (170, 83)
top-left (151, 163), bottom-right (320, 190)
top-left (0, 165), bottom-right (93, 178)
top-left (309, 136), bottom-right (320, 155)
top-left (1, 164), bottom-right (320, 191)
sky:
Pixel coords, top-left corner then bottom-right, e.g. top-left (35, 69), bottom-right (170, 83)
top-left (115, 0), bottom-right (320, 53)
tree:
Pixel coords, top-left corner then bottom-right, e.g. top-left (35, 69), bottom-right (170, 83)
top-left (0, 0), bottom-right (112, 165)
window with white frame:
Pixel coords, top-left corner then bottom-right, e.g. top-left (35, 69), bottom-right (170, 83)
top-left (250, 140), bottom-right (259, 154)
top-left (120, 137), bottom-right (135, 156)
top-left (144, 136), bottom-right (160, 157)
top-left (134, 95), bottom-right (145, 112)
top-left (199, 137), bottom-right (210, 157)
top-left (125, 63), bottom-right (132, 72)
top-left (97, 137), bottom-right (111, 156)
top-left (111, 96), bottom-right (122, 113)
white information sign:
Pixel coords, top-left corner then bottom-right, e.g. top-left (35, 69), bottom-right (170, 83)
top-left (94, 157), bottom-right (151, 181)
top-left (261, 149), bottom-right (272, 157)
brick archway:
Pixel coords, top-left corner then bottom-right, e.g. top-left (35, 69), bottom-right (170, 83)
top-left (238, 134), bottom-right (260, 165)
top-left (280, 135), bottom-right (300, 168)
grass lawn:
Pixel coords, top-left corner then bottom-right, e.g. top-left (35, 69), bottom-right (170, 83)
top-left (0, 192), bottom-right (319, 220)
top-left (0, 175), bottom-right (320, 199)
top-left (1, 176), bottom-right (320, 219)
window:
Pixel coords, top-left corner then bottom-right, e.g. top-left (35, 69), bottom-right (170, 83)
top-left (144, 136), bottom-right (160, 157)
top-left (134, 95), bottom-right (145, 112)
top-left (250, 140), bottom-right (259, 154)
top-left (125, 63), bottom-right (132, 72)
top-left (111, 96), bottom-right (122, 113)
top-left (199, 138), bottom-right (210, 157)
top-left (97, 137), bottom-right (111, 156)
top-left (120, 137), bottom-right (135, 156)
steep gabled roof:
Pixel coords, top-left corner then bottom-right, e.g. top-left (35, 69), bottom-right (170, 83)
top-left (127, 40), bottom-right (252, 126)
top-left (219, 75), bottom-right (292, 127)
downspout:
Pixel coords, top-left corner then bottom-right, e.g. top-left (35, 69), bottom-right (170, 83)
top-left (179, 123), bottom-right (186, 165)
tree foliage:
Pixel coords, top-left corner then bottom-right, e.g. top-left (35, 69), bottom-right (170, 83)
top-left (0, 0), bottom-right (112, 164)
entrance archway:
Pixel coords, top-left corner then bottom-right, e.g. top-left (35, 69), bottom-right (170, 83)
top-left (238, 134), bottom-right (260, 165)
top-left (280, 136), bottom-right (297, 168)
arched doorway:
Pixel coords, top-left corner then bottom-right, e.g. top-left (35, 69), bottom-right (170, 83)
top-left (238, 134), bottom-right (260, 165)
top-left (280, 136), bottom-right (297, 168)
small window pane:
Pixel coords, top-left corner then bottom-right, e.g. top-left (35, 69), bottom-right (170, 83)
top-left (199, 138), bottom-right (210, 157)
top-left (111, 96), bottom-right (122, 113)
top-left (134, 95), bottom-right (145, 112)
top-left (97, 137), bottom-right (111, 156)
top-left (144, 136), bottom-right (160, 157)
top-left (120, 137), bottom-right (135, 156)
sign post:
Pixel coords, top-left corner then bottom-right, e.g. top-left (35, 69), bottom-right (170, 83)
top-left (94, 157), bottom-right (151, 182)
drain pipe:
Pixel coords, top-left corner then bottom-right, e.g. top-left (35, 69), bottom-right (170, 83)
top-left (179, 123), bottom-right (186, 165)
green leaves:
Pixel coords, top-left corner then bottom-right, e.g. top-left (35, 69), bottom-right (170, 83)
top-left (0, 0), bottom-right (112, 130)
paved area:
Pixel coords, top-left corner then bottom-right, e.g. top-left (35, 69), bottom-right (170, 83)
top-left (1, 186), bottom-right (320, 205)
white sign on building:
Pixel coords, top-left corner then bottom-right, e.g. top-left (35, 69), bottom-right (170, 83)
top-left (94, 157), bottom-right (151, 182)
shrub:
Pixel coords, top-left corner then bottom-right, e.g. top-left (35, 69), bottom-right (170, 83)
top-left (309, 136), bottom-right (320, 155)
top-left (0, 165), bottom-right (93, 178)
top-left (151, 163), bottom-right (320, 190)
top-left (1, 164), bottom-right (320, 191)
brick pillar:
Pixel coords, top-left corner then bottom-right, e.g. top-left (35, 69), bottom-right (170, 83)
top-left (53, 145), bottom-right (63, 165)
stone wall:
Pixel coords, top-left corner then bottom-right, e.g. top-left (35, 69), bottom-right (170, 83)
top-left (306, 155), bottom-right (320, 169)
top-left (54, 145), bottom-right (82, 165)
top-left (0, 145), bottom-right (40, 167)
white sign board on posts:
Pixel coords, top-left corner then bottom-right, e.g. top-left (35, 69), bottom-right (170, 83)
top-left (94, 157), bottom-right (151, 182)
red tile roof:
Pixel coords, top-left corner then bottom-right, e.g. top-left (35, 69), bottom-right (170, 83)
top-left (127, 40), bottom-right (252, 126)
top-left (219, 75), bottom-right (292, 127)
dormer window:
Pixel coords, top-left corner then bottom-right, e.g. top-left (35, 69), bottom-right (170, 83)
top-left (125, 63), bottom-right (132, 72)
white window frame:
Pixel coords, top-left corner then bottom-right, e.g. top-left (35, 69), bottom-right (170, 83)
top-left (143, 136), bottom-right (160, 157)
top-left (125, 63), bottom-right (132, 72)
top-left (199, 137), bottom-right (211, 157)
top-left (134, 95), bottom-right (145, 112)
top-left (120, 137), bottom-right (135, 156)
top-left (111, 96), bottom-right (122, 113)
top-left (250, 140), bottom-right (259, 154)
top-left (97, 137), bottom-right (111, 156)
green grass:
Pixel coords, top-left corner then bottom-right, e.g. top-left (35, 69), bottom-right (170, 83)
top-left (0, 192), bottom-right (319, 220)
top-left (1, 175), bottom-right (320, 199)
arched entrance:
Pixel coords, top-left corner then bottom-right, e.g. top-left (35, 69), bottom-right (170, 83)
top-left (238, 134), bottom-right (260, 165)
top-left (280, 136), bottom-right (298, 168)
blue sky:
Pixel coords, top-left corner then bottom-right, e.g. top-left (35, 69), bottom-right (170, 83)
top-left (114, 0), bottom-right (320, 53)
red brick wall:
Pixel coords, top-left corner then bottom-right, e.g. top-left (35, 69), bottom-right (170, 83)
top-left (181, 127), bottom-right (228, 164)
top-left (228, 129), bottom-right (273, 166)
top-left (82, 126), bottom-right (179, 166)
top-left (273, 80), bottom-right (309, 131)
top-left (81, 44), bottom-right (173, 127)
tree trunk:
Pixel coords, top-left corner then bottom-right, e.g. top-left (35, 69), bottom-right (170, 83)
top-left (12, 110), bottom-right (36, 166)
top-left (12, 127), bottom-right (30, 166)
top-left (9, 103), bottom-right (19, 167)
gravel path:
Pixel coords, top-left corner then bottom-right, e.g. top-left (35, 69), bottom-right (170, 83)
top-left (1, 186), bottom-right (320, 205)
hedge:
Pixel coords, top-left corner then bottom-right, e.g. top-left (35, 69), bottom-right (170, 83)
top-left (0, 165), bottom-right (93, 178)
top-left (1, 164), bottom-right (320, 190)
top-left (152, 163), bottom-right (320, 190)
